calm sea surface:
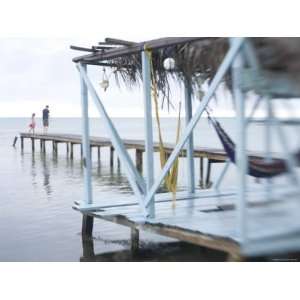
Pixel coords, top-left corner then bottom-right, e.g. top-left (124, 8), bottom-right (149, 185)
top-left (0, 117), bottom-right (298, 261)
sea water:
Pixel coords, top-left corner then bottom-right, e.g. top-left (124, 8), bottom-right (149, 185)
top-left (0, 117), bottom-right (298, 261)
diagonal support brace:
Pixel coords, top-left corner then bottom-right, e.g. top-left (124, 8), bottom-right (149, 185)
top-left (144, 38), bottom-right (245, 210)
top-left (77, 63), bottom-right (147, 214)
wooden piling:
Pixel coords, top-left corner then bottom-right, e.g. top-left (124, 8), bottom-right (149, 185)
top-left (82, 214), bottom-right (94, 237)
top-left (130, 227), bottom-right (139, 255)
top-left (31, 138), bottom-right (35, 152)
top-left (43, 140), bottom-right (46, 153)
top-left (53, 141), bottom-right (58, 155)
top-left (12, 136), bottom-right (18, 147)
top-left (70, 143), bottom-right (74, 159)
top-left (199, 157), bottom-right (204, 188)
top-left (66, 142), bottom-right (69, 156)
top-left (205, 159), bottom-right (212, 189)
top-left (110, 146), bottom-right (114, 167)
top-left (40, 139), bottom-right (43, 151)
top-left (82, 235), bottom-right (95, 258)
top-left (21, 137), bottom-right (24, 150)
top-left (80, 144), bottom-right (83, 159)
top-left (136, 149), bottom-right (143, 173)
top-left (117, 157), bottom-right (121, 169)
top-left (97, 147), bottom-right (101, 164)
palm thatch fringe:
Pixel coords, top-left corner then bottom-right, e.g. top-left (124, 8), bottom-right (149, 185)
top-left (71, 37), bottom-right (300, 105)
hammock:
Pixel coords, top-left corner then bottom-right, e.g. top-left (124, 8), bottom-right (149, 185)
top-left (208, 115), bottom-right (288, 178)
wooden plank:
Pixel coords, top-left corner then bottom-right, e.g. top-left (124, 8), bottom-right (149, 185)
top-left (83, 209), bottom-right (240, 256)
top-left (87, 191), bottom-right (300, 255)
top-left (73, 182), bottom-right (300, 257)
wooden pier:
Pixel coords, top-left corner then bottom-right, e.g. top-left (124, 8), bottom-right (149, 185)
top-left (63, 37), bottom-right (300, 261)
top-left (19, 132), bottom-right (228, 188)
top-left (74, 186), bottom-right (300, 261)
top-left (19, 132), bottom-right (300, 260)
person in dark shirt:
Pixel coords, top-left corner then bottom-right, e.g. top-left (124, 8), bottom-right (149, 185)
top-left (42, 105), bottom-right (50, 134)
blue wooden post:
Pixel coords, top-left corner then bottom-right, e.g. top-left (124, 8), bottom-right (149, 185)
top-left (230, 38), bottom-right (247, 243)
top-left (184, 78), bottom-right (195, 193)
top-left (80, 63), bottom-right (93, 205)
top-left (77, 64), bottom-right (147, 216)
top-left (142, 51), bottom-right (155, 218)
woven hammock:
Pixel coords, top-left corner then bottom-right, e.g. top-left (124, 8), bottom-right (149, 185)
top-left (208, 116), bottom-right (290, 178)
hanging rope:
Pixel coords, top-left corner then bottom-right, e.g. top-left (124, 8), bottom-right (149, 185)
top-left (145, 48), bottom-right (181, 207)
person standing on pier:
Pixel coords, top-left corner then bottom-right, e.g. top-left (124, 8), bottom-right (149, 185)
top-left (28, 113), bottom-right (36, 134)
top-left (42, 105), bottom-right (50, 134)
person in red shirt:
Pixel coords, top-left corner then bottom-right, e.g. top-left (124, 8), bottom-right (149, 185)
top-left (28, 113), bottom-right (36, 135)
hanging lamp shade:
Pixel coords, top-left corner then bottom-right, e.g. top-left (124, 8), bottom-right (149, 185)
top-left (163, 57), bottom-right (176, 70)
top-left (99, 68), bottom-right (109, 91)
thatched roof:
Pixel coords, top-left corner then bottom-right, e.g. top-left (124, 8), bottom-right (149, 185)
top-left (71, 37), bottom-right (300, 100)
top-left (71, 37), bottom-right (229, 98)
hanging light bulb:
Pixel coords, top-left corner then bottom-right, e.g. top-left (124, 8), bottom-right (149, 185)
top-left (163, 57), bottom-right (176, 70)
top-left (99, 68), bottom-right (109, 91)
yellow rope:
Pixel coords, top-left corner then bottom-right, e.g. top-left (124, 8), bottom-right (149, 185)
top-left (145, 48), bottom-right (181, 207)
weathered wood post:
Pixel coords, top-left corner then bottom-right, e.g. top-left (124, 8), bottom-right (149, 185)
top-left (136, 149), bottom-right (143, 173)
top-left (131, 227), bottom-right (139, 255)
top-left (205, 159), bottom-right (212, 189)
top-left (42, 140), bottom-right (46, 153)
top-left (110, 146), bottom-right (114, 167)
top-left (66, 142), bottom-right (69, 156)
top-left (12, 136), bottom-right (18, 147)
top-left (40, 139), bottom-right (43, 151)
top-left (70, 143), bottom-right (74, 159)
top-left (81, 233), bottom-right (95, 258)
top-left (31, 137), bottom-right (35, 152)
top-left (53, 141), bottom-right (58, 155)
top-left (80, 144), bottom-right (83, 159)
top-left (82, 214), bottom-right (94, 237)
top-left (21, 137), bottom-right (24, 150)
top-left (97, 147), bottom-right (101, 165)
top-left (199, 157), bottom-right (204, 188)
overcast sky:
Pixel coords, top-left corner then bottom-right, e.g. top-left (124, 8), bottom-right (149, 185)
top-left (2, 38), bottom-right (300, 119)
top-left (0, 38), bottom-right (154, 117)
top-left (0, 38), bottom-right (235, 118)
top-left (1, 1), bottom-right (299, 118)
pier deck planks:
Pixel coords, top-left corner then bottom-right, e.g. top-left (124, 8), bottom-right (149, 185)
top-left (73, 186), bottom-right (300, 258)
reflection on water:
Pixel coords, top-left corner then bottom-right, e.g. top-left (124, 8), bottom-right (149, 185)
top-left (21, 150), bottom-right (228, 261)
top-left (41, 155), bottom-right (51, 196)
top-left (3, 117), bottom-right (299, 261)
